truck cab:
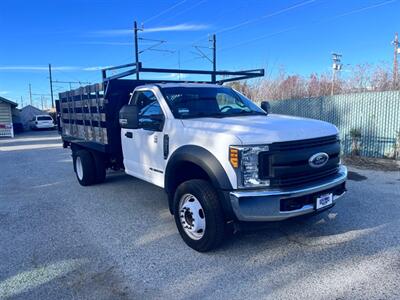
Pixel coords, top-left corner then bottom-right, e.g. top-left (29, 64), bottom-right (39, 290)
top-left (57, 64), bottom-right (346, 252)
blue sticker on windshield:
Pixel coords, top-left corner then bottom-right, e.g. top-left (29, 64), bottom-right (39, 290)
top-left (178, 108), bottom-right (190, 114)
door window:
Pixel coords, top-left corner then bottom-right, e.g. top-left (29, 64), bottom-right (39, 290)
top-left (133, 90), bottom-right (164, 131)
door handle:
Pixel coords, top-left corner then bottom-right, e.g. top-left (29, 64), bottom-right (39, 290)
top-left (125, 132), bottom-right (133, 138)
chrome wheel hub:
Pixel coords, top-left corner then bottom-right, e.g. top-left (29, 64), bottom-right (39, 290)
top-left (179, 193), bottom-right (206, 240)
top-left (76, 156), bottom-right (83, 180)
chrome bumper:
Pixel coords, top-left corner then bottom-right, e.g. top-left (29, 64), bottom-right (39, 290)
top-left (229, 165), bottom-right (347, 222)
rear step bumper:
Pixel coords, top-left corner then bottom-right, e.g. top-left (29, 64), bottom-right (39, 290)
top-left (229, 165), bottom-right (347, 222)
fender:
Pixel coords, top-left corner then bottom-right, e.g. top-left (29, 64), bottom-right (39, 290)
top-left (164, 145), bottom-right (235, 218)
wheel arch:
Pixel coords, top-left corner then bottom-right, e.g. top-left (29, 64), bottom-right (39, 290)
top-left (164, 145), bottom-right (234, 218)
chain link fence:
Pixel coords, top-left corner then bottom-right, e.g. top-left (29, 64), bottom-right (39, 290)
top-left (268, 91), bottom-right (400, 159)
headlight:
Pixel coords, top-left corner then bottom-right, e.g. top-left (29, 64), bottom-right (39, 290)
top-left (229, 145), bottom-right (270, 188)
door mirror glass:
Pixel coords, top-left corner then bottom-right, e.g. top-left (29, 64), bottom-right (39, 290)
top-left (119, 104), bottom-right (139, 129)
top-left (260, 101), bottom-right (271, 115)
top-left (140, 114), bottom-right (164, 131)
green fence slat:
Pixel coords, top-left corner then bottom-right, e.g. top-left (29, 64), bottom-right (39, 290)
top-left (269, 91), bottom-right (400, 158)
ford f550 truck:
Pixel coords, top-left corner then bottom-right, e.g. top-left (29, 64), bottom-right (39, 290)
top-left (56, 63), bottom-right (347, 252)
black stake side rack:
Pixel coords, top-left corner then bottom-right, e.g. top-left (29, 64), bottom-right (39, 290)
top-left (101, 62), bottom-right (264, 84)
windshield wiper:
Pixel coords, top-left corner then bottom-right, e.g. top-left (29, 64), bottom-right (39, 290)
top-left (180, 112), bottom-right (226, 119)
top-left (224, 110), bottom-right (267, 117)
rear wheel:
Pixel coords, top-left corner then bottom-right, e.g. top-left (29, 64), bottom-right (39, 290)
top-left (173, 179), bottom-right (225, 252)
top-left (74, 150), bottom-right (96, 186)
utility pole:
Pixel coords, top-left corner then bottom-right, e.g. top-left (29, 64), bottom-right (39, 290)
top-left (192, 34), bottom-right (217, 82)
top-left (331, 53), bottom-right (342, 96)
top-left (41, 96), bottom-right (44, 110)
top-left (20, 96), bottom-right (23, 108)
top-left (211, 34), bottom-right (216, 83)
top-left (134, 21), bottom-right (140, 79)
top-left (178, 50), bottom-right (181, 80)
top-left (392, 32), bottom-right (399, 89)
top-left (29, 84), bottom-right (32, 105)
top-left (48, 64), bottom-right (54, 108)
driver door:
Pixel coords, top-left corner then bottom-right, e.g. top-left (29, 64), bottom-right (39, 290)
top-left (122, 89), bottom-right (166, 187)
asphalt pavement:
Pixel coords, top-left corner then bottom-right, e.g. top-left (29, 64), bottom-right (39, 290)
top-left (0, 131), bottom-right (399, 299)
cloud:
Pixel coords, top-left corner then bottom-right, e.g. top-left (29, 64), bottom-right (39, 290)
top-left (0, 66), bottom-right (78, 71)
top-left (168, 73), bottom-right (189, 79)
top-left (91, 23), bottom-right (209, 36)
top-left (79, 41), bottom-right (133, 46)
top-left (82, 66), bottom-right (113, 71)
top-left (143, 24), bottom-right (209, 33)
top-left (145, 73), bottom-right (189, 80)
top-left (0, 91), bottom-right (10, 95)
top-left (0, 66), bottom-right (111, 72)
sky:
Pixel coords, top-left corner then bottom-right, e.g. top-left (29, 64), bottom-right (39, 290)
top-left (0, 0), bottom-right (399, 108)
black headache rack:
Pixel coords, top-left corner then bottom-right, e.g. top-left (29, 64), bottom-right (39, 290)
top-left (56, 63), bottom-right (264, 160)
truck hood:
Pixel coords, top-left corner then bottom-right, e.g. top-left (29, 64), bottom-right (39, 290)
top-left (181, 114), bottom-right (338, 144)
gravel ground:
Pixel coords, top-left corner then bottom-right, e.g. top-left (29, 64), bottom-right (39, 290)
top-left (0, 131), bottom-right (399, 300)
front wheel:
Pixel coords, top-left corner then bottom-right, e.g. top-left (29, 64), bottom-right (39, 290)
top-left (173, 179), bottom-right (226, 252)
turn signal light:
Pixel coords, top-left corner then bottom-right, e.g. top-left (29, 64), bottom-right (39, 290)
top-left (229, 147), bottom-right (239, 168)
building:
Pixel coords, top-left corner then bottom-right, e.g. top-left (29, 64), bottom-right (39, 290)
top-left (0, 96), bottom-right (17, 137)
top-left (20, 105), bottom-right (50, 130)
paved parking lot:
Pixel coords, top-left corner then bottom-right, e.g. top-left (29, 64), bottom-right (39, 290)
top-left (0, 131), bottom-right (399, 299)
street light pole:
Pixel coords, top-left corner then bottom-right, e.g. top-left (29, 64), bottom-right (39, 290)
top-left (331, 53), bottom-right (342, 96)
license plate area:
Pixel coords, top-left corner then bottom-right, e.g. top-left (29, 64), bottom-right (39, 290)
top-left (315, 193), bottom-right (333, 210)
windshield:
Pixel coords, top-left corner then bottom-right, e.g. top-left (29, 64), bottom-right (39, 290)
top-left (160, 86), bottom-right (266, 119)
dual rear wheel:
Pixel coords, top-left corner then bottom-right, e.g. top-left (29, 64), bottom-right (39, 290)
top-left (73, 149), bottom-right (106, 186)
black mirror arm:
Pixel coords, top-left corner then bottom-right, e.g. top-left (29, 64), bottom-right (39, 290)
top-left (260, 101), bottom-right (270, 115)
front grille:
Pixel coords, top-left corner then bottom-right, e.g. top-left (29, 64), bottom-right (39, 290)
top-left (259, 135), bottom-right (340, 188)
top-left (269, 135), bottom-right (338, 151)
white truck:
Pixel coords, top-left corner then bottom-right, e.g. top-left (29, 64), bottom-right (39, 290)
top-left (57, 64), bottom-right (347, 252)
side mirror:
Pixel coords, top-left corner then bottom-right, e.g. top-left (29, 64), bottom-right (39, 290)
top-left (140, 114), bottom-right (164, 132)
top-left (261, 101), bottom-right (271, 114)
top-left (119, 104), bottom-right (139, 129)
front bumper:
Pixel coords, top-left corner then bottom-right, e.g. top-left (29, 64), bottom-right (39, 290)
top-left (229, 165), bottom-right (347, 221)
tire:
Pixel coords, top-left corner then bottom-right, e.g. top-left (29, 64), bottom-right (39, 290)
top-left (92, 152), bottom-right (106, 184)
top-left (173, 179), bottom-right (225, 252)
top-left (74, 150), bottom-right (96, 186)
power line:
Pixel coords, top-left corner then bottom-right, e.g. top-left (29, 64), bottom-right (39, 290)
top-left (142, 0), bottom-right (187, 24)
top-left (216, 0), bottom-right (317, 36)
top-left (52, 80), bottom-right (92, 90)
top-left (326, 0), bottom-right (397, 21)
top-left (218, 0), bottom-right (398, 54)
top-left (154, 0), bottom-right (207, 26)
top-left (143, 0), bottom-right (317, 69)
top-left (138, 38), bottom-right (175, 54)
top-left (132, 20), bottom-right (176, 79)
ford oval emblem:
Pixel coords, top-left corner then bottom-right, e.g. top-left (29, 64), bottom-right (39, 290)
top-left (309, 152), bottom-right (329, 168)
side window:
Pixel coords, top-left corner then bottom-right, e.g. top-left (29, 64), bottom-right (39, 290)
top-left (133, 91), bottom-right (162, 116)
top-left (132, 90), bottom-right (164, 131)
